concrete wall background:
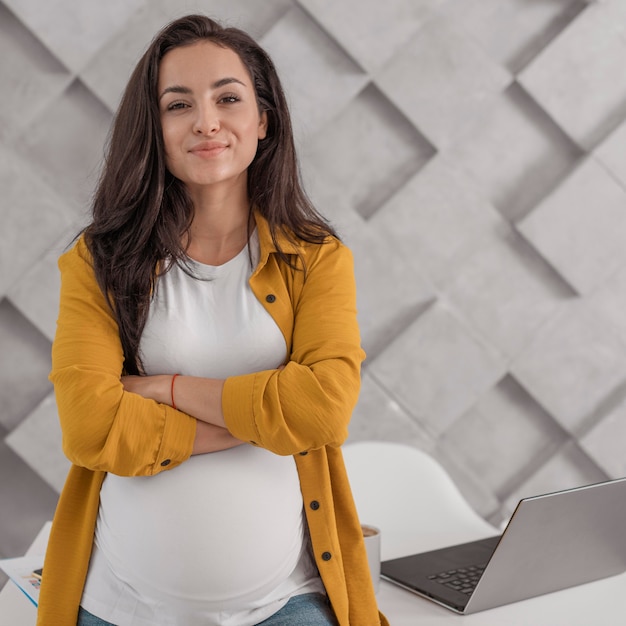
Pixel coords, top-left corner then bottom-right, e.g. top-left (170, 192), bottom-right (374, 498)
top-left (2, 0), bottom-right (626, 570)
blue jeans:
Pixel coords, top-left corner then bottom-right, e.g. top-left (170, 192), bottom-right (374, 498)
top-left (77, 593), bottom-right (337, 625)
top-left (258, 593), bottom-right (337, 625)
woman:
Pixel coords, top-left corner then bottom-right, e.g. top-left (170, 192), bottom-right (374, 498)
top-left (38, 14), bottom-right (387, 626)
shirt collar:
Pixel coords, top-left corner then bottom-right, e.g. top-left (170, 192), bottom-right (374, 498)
top-left (254, 211), bottom-right (302, 264)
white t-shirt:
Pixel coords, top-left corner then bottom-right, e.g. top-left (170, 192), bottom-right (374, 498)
top-left (81, 232), bottom-right (323, 625)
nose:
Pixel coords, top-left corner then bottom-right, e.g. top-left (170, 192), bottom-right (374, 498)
top-left (193, 103), bottom-right (220, 135)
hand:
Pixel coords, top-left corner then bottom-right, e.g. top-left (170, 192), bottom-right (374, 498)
top-left (192, 420), bottom-right (244, 454)
top-left (121, 374), bottom-right (170, 405)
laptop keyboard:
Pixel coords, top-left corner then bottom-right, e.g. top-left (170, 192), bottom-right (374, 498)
top-left (428, 564), bottom-right (486, 595)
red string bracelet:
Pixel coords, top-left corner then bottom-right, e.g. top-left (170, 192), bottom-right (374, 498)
top-left (171, 374), bottom-right (180, 410)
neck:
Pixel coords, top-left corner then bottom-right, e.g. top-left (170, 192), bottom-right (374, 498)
top-left (185, 181), bottom-right (252, 266)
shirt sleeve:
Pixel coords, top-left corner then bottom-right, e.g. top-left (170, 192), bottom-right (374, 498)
top-left (49, 238), bottom-right (196, 476)
top-left (222, 239), bottom-right (366, 456)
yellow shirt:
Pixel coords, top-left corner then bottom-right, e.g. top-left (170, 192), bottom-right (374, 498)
top-left (38, 215), bottom-right (388, 626)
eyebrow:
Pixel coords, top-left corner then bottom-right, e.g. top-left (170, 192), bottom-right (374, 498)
top-left (159, 77), bottom-right (247, 100)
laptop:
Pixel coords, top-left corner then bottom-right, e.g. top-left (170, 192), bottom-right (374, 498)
top-left (381, 477), bottom-right (626, 614)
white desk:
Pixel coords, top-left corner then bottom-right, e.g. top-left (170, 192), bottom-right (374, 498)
top-left (1, 522), bottom-right (624, 625)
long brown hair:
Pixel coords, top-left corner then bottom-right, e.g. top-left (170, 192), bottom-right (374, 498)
top-left (84, 15), bottom-right (337, 374)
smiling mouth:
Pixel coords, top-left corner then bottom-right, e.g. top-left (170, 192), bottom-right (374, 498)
top-left (190, 142), bottom-right (228, 157)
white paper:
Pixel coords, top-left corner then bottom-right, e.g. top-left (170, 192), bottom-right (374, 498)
top-left (0, 555), bottom-right (44, 607)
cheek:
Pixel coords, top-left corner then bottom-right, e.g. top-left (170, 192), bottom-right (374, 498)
top-left (160, 123), bottom-right (183, 173)
top-left (160, 123), bottom-right (176, 156)
top-left (242, 118), bottom-right (264, 148)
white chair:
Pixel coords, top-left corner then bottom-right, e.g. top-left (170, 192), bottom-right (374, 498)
top-left (342, 441), bottom-right (498, 561)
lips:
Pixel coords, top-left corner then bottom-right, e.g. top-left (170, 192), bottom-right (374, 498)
top-left (189, 141), bottom-right (228, 157)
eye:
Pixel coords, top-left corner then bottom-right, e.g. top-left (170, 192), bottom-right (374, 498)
top-left (166, 101), bottom-right (189, 111)
top-left (219, 94), bottom-right (240, 104)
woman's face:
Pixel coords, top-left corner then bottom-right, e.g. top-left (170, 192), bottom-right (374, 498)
top-left (158, 40), bottom-right (267, 194)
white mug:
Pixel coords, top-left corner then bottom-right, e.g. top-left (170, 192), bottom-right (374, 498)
top-left (361, 524), bottom-right (381, 594)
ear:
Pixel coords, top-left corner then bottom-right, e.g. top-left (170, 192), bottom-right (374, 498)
top-left (258, 110), bottom-right (268, 140)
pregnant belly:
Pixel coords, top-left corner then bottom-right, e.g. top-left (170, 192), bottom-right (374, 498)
top-left (96, 445), bottom-right (305, 605)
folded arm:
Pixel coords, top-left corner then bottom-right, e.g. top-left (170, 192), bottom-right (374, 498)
top-left (120, 374), bottom-right (242, 455)
top-left (119, 239), bottom-right (365, 457)
top-left (208, 239), bottom-right (365, 456)
top-left (50, 238), bottom-right (239, 476)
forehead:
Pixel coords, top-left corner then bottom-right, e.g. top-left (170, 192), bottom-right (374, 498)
top-left (158, 40), bottom-right (251, 89)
